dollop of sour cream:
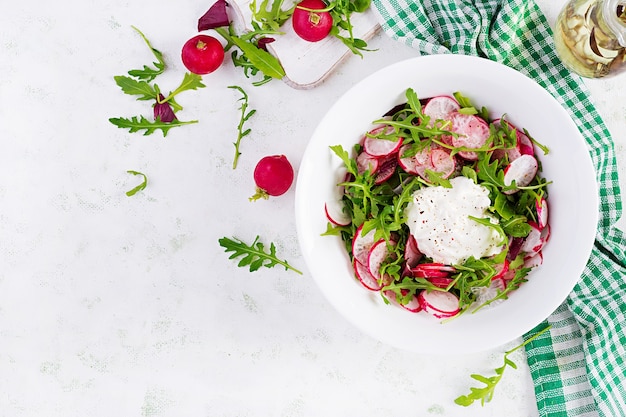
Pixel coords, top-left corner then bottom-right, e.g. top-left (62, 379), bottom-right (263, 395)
top-left (405, 176), bottom-right (504, 265)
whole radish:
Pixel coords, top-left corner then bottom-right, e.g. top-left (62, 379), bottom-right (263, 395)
top-left (181, 34), bottom-right (225, 75)
top-left (292, 0), bottom-right (333, 42)
top-left (250, 155), bottom-right (294, 201)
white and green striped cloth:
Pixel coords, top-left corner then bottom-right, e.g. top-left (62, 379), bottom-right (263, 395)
top-left (370, 0), bottom-right (626, 415)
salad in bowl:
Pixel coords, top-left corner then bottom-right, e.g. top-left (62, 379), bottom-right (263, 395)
top-left (295, 55), bottom-right (598, 353)
top-left (324, 89), bottom-right (551, 320)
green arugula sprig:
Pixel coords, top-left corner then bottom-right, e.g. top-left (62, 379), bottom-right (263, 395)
top-left (455, 325), bottom-right (552, 406)
top-left (125, 170), bottom-right (148, 196)
top-left (127, 26), bottom-right (166, 82)
top-left (219, 236), bottom-right (303, 275)
top-left (229, 85), bottom-right (257, 169)
top-left (250, 0), bottom-right (294, 31)
top-left (215, 25), bottom-right (286, 87)
top-left (110, 27), bottom-right (205, 136)
top-left (328, 0), bottom-right (373, 57)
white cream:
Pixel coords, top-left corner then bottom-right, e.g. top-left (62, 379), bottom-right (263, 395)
top-left (405, 176), bottom-right (504, 265)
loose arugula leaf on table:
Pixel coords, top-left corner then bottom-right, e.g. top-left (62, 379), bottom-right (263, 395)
top-left (127, 26), bottom-right (166, 82)
top-left (111, 28), bottom-right (205, 136)
top-left (219, 236), bottom-right (302, 275)
top-left (114, 76), bottom-right (159, 101)
top-left (109, 116), bottom-right (197, 136)
top-left (125, 170), bottom-right (148, 196)
top-left (229, 85), bottom-right (257, 169)
top-left (455, 325), bottom-right (552, 407)
top-left (329, 0), bottom-right (374, 57)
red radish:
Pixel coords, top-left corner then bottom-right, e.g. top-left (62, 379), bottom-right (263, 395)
top-left (423, 95), bottom-right (460, 127)
top-left (363, 125), bottom-right (402, 157)
top-left (524, 252), bottom-right (544, 268)
top-left (324, 202), bottom-right (350, 226)
top-left (411, 263), bottom-right (456, 279)
top-left (181, 34), bottom-right (225, 75)
top-left (449, 112), bottom-right (490, 160)
top-left (398, 145), bottom-right (455, 180)
top-left (367, 239), bottom-right (396, 281)
top-left (352, 224), bottom-right (377, 266)
top-left (429, 148), bottom-right (457, 178)
top-left (384, 290), bottom-right (422, 312)
top-left (250, 155), bottom-right (294, 201)
top-left (354, 259), bottom-right (382, 291)
top-left (292, 0), bottom-right (333, 42)
top-left (473, 278), bottom-right (506, 307)
top-left (503, 154), bottom-right (538, 194)
top-left (493, 259), bottom-right (510, 281)
top-left (520, 222), bottom-right (550, 257)
top-left (374, 155), bottom-right (398, 184)
top-left (357, 151), bottom-right (379, 175)
top-left (536, 197), bottom-right (549, 230)
top-left (517, 130), bottom-right (535, 156)
top-left (418, 290), bottom-right (461, 318)
top-left (427, 276), bottom-right (454, 289)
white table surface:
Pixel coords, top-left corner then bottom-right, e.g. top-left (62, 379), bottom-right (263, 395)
top-left (1, 1), bottom-right (624, 416)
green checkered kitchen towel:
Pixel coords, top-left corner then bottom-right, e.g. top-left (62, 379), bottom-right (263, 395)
top-left (370, 0), bottom-right (626, 415)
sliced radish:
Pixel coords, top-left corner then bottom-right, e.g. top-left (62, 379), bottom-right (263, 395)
top-left (473, 278), bottom-right (506, 307)
top-left (524, 252), bottom-right (544, 268)
top-left (427, 276), bottom-right (454, 289)
top-left (324, 202), bottom-right (351, 227)
top-left (384, 290), bottom-right (422, 312)
top-left (536, 197), bottom-right (548, 230)
top-left (418, 290), bottom-right (461, 318)
top-left (357, 151), bottom-right (379, 175)
top-left (503, 154), bottom-right (538, 194)
top-left (352, 224), bottom-right (377, 265)
top-left (423, 95), bottom-right (460, 127)
top-left (374, 155), bottom-right (398, 185)
top-left (398, 145), bottom-right (455, 180)
top-left (450, 112), bottom-right (490, 160)
top-left (354, 259), bottom-right (382, 291)
top-left (517, 130), bottom-right (535, 156)
top-left (397, 144), bottom-right (430, 175)
top-left (520, 222), bottom-right (550, 257)
top-left (493, 259), bottom-right (510, 281)
top-left (368, 239), bottom-right (396, 281)
top-left (429, 148), bottom-right (457, 178)
top-left (363, 125), bottom-right (402, 157)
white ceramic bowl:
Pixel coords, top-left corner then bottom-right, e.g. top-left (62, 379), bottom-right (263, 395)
top-left (295, 54), bottom-right (598, 354)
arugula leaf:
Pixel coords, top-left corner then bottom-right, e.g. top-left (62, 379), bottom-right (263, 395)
top-left (127, 26), bottom-right (165, 82)
top-left (468, 216), bottom-right (507, 245)
top-left (114, 75), bottom-right (158, 101)
top-left (250, 0), bottom-right (294, 31)
top-left (126, 170), bottom-right (148, 196)
top-left (215, 26), bottom-right (285, 82)
top-left (455, 325), bottom-right (552, 407)
top-left (229, 85), bottom-right (256, 169)
top-left (160, 72), bottom-right (206, 104)
top-left (109, 116), bottom-right (197, 136)
top-left (219, 235), bottom-right (303, 274)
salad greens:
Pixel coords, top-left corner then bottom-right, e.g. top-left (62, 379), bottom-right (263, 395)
top-left (455, 325), bottom-right (552, 406)
top-left (219, 236), bottom-right (303, 274)
top-left (125, 170), bottom-right (148, 196)
top-left (325, 88), bottom-right (551, 316)
top-left (110, 27), bottom-right (205, 136)
top-left (229, 85), bottom-right (257, 169)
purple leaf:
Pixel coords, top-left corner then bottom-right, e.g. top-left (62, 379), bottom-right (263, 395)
top-left (257, 37), bottom-right (275, 51)
top-left (198, 0), bottom-right (231, 31)
top-left (154, 94), bottom-right (177, 123)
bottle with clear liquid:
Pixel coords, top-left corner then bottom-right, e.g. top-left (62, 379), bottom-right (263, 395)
top-left (554, 0), bottom-right (626, 77)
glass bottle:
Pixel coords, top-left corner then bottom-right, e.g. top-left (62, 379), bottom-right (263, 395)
top-left (554, 0), bottom-right (626, 77)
